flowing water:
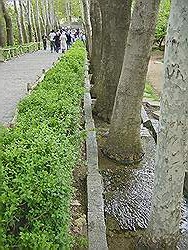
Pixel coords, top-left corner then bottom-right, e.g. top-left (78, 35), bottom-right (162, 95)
top-left (96, 123), bottom-right (188, 250)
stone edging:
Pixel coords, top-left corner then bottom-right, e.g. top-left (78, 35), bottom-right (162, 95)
top-left (84, 62), bottom-right (108, 250)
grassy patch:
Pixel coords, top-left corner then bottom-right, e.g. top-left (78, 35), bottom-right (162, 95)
top-left (1, 41), bottom-right (86, 249)
top-left (144, 82), bottom-right (159, 101)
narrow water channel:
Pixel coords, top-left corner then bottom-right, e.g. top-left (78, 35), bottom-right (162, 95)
top-left (96, 120), bottom-right (188, 249)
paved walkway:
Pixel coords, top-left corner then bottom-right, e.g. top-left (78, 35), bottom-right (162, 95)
top-left (0, 50), bottom-right (59, 125)
top-left (147, 51), bottom-right (164, 95)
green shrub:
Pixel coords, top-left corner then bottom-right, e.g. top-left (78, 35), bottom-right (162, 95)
top-left (1, 41), bottom-right (86, 249)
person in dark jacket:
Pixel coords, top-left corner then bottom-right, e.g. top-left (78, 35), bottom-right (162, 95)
top-left (42, 34), bottom-right (47, 50)
top-left (54, 31), bottom-right (61, 53)
top-left (66, 31), bottom-right (72, 49)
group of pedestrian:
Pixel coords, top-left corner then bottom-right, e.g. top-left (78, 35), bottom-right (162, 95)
top-left (42, 28), bottom-right (86, 53)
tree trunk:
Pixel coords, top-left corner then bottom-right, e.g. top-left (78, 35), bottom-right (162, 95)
top-left (65, 1), bottom-right (69, 22)
top-left (26, 0), bottom-right (33, 42)
top-left (48, 0), bottom-right (55, 29)
top-left (66, 0), bottom-right (72, 23)
top-left (31, 1), bottom-right (38, 42)
top-left (0, 0), bottom-right (6, 47)
top-left (147, 0), bottom-right (188, 246)
top-left (13, 0), bottom-right (23, 44)
top-left (104, 0), bottom-right (160, 164)
top-left (1, 0), bottom-right (14, 46)
top-left (93, 0), bottom-right (132, 122)
top-left (35, 0), bottom-right (42, 42)
top-left (90, 0), bottom-right (102, 87)
top-left (40, 15), bottom-right (45, 36)
top-left (44, 0), bottom-right (51, 33)
top-left (41, 0), bottom-right (47, 34)
top-left (18, 0), bottom-right (28, 43)
top-left (81, 0), bottom-right (92, 57)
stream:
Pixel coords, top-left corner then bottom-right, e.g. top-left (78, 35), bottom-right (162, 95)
top-left (96, 120), bottom-right (188, 250)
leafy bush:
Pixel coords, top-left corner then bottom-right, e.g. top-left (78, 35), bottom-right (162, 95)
top-left (155, 0), bottom-right (171, 48)
top-left (1, 41), bottom-right (86, 249)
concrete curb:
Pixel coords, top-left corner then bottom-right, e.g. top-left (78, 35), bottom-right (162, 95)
top-left (84, 62), bottom-right (108, 250)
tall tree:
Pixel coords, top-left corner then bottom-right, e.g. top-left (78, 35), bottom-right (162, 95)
top-left (0, 0), bottom-right (14, 46)
top-left (104, 0), bottom-right (160, 164)
top-left (48, 0), bottom-right (55, 29)
top-left (66, 0), bottom-right (72, 22)
top-left (26, 0), bottom-right (33, 42)
top-left (147, 0), bottom-right (188, 247)
top-left (18, 0), bottom-right (28, 43)
top-left (34, 0), bottom-right (42, 42)
top-left (81, 0), bottom-right (92, 57)
top-left (0, 0), bottom-right (6, 47)
top-left (40, 0), bottom-right (47, 34)
top-left (30, 0), bottom-right (37, 41)
top-left (13, 0), bottom-right (23, 44)
top-left (44, 0), bottom-right (51, 33)
top-left (90, 0), bottom-right (102, 87)
top-left (41, 0), bottom-right (47, 33)
top-left (93, 0), bottom-right (132, 122)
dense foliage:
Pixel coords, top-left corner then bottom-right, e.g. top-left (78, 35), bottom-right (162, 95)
top-left (155, 0), bottom-right (171, 48)
top-left (1, 42), bottom-right (86, 249)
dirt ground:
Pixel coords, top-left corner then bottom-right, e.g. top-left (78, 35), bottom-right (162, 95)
top-left (147, 50), bottom-right (164, 95)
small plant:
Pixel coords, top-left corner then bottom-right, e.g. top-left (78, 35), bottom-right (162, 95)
top-left (144, 82), bottom-right (159, 101)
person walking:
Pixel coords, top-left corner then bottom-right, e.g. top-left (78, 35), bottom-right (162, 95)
top-left (66, 31), bottom-right (72, 49)
top-left (60, 32), bottom-right (67, 53)
top-left (48, 30), bottom-right (56, 53)
top-left (42, 34), bottom-right (47, 50)
top-left (54, 31), bottom-right (61, 53)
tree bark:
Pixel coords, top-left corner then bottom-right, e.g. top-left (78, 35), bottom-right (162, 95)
top-left (41, 0), bottom-right (47, 34)
top-left (35, 0), bottom-right (42, 42)
top-left (66, 0), bottom-right (72, 23)
top-left (13, 0), bottom-right (23, 44)
top-left (48, 0), bottom-right (55, 29)
top-left (18, 0), bottom-right (28, 43)
top-left (0, 0), bottom-right (14, 46)
top-left (90, 0), bottom-right (102, 87)
top-left (44, 0), bottom-right (51, 33)
top-left (104, 0), bottom-right (160, 164)
top-left (31, 1), bottom-right (38, 42)
top-left (0, 0), bottom-right (6, 47)
top-left (26, 0), bottom-right (33, 42)
top-left (93, 0), bottom-right (132, 122)
top-left (81, 0), bottom-right (92, 57)
top-left (147, 0), bottom-right (188, 246)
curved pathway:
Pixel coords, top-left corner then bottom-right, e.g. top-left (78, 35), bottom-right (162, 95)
top-left (0, 50), bottom-right (59, 125)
